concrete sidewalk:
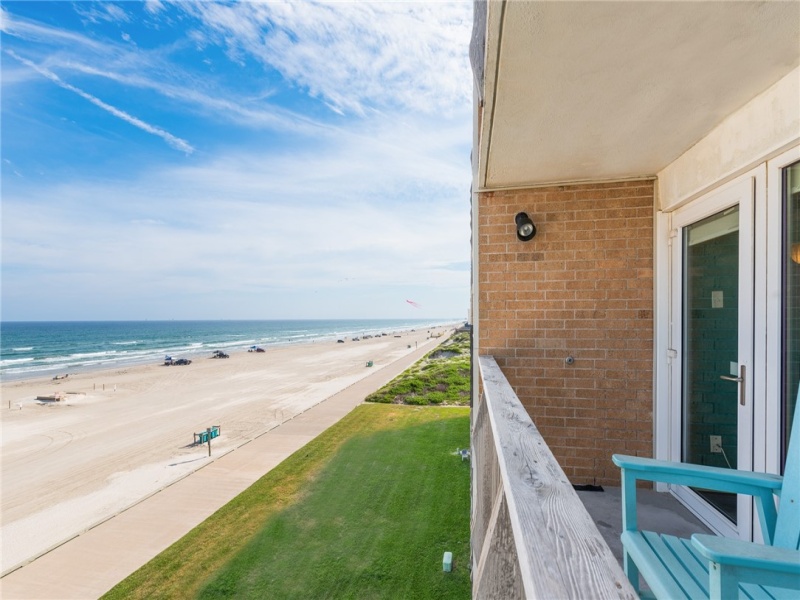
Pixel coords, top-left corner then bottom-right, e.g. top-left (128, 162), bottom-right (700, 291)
top-left (1, 335), bottom-right (452, 600)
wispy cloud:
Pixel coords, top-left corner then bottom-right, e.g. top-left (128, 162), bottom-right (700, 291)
top-left (5, 48), bottom-right (195, 154)
top-left (2, 2), bottom-right (472, 132)
top-left (0, 2), bottom-right (472, 320)
top-left (1, 7), bottom-right (111, 54)
top-left (2, 109), bottom-right (469, 315)
top-left (58, 60), bottom-right (331, 136)
top-left (73, 2), bottom-right (131, 25)
top-left (2, 180), bottom-right (469, 318)
top-left (144, 1), bottom-right (165, 16)
top-left (185, 1), bottom-right (472, 116)
top-left (1, 6), bottom-right (344, 136)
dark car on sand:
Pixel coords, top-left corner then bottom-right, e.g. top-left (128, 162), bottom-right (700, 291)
top-left (165, 356), bottom-right (192, 366)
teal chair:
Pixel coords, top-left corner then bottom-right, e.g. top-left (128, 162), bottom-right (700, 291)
top-left (612, 386), bottom-right (800, 599)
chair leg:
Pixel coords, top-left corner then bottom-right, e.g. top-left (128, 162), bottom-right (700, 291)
top-left (624, 550), bottom-right (641, 595)
top-left (709, 562), bottom-right (739, 600)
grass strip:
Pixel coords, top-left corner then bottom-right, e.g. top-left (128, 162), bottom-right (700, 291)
top-left (366, 332), bottom-right (471, 406)
top-left (103, 404), bottom-right (470, 600)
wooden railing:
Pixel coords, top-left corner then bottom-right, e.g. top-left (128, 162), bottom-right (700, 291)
top-left (472, 356), bottom-right (637, 599)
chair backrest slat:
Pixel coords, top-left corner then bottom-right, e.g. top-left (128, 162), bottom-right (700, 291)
top-left (774, 382), bottom-right (800, 550)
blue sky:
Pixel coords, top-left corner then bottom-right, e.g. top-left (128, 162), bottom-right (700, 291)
top-left (1, 1), bottom-right (472, 321)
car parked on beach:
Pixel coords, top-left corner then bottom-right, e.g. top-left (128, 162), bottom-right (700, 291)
top-left (165, 356), bottom-right (192, 366)
top-left (211, 350), bottom-right (229, 359)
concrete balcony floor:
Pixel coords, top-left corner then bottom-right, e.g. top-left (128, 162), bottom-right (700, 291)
top-left (577, 486), bottom-right (712, 567)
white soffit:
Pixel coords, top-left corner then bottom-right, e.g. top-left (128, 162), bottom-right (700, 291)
top-left (482, 1), bottom-right (800, 190)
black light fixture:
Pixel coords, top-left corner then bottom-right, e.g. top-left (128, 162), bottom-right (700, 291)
top-left (515, 212), bottom-right (536, 241)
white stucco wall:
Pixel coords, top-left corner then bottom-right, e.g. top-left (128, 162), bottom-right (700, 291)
top-left (658, 66), bottom-right (800, 211)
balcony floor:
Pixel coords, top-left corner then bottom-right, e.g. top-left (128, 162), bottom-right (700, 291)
top-left (577, 486), bottom-right (712, 566)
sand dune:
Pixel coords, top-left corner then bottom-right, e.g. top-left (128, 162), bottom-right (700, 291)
top-left (0, 328), bottom-right (444, 574)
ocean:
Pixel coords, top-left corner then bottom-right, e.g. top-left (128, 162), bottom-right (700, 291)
top-left (0, 319), bottom-right (459, 381)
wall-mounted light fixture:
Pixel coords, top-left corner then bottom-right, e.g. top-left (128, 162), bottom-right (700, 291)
top-left (515, 212), bottom-right (536, 241)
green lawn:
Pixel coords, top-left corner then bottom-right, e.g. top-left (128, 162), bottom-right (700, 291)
top-left (103, 404), bottom-right (471, 600)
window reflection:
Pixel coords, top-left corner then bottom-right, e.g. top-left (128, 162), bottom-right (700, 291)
top-left (783, 161), bottom-right (800, 471)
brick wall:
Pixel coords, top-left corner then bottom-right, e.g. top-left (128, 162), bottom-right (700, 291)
top-left (477, 180), bottom-right (655, 485)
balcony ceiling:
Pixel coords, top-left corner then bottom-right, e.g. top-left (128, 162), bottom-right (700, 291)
top-left (479, 1), bottom-right (800, 190)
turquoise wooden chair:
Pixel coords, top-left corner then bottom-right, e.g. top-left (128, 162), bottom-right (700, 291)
top-left (612, 386), bottom-right (800, 599)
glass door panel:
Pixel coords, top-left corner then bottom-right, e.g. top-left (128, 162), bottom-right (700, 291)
top-left (783, 161), bottom-right (800, 470)
top-left (682, 207), bottom-right (740, 523)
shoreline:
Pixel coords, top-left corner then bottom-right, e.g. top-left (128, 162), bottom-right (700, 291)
top-left (1, 326), bottom-right (455, 574)
top-left (0, 320), bottom-right (460, 383)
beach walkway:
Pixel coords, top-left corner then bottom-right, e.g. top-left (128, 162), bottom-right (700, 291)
top-left (0, 334), bottom-right (453, 600)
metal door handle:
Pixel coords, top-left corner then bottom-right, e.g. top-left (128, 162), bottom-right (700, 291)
top-left (720, 365), bottom-right (746, 406)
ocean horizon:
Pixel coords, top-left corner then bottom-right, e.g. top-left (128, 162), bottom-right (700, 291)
top-left (0, 318), bottom-right (462, 382)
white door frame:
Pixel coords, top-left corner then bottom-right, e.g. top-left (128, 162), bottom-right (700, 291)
top-left (765, 146), bottom-right (800, 478)
top-left (666, 167), bottom-right (763, 540)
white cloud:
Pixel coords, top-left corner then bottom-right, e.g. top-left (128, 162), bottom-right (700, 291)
top-left (0, 2), bottom-right (472, 320)
top-left (4, 101), bottom-right (469, 253)
top-left (185, 1), bottom-right (473, 116)
top-left (2, 187), bottom-right (468, 318)
top-left (0, 8), bottom-right (112, 52)
top-left (1, 108), bottom-right (470, 318)
top-left (57, 60), bottom-right (330, 136)
top-left (144, 1), bottom-right (165, 16)
top-left (1, 7), bottom-right (345, 136)
top-left (73, 2), bottom-right (131, 25)
top-left (4, 49), bottom-right (194, 154)
top-left (2, 2), bottom-right (472, 132)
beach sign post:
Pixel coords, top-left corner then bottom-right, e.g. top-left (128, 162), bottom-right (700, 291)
top-left (194, 425), bottom-right (221, 455)
top-left (205, 426), bottom-right (221, 456)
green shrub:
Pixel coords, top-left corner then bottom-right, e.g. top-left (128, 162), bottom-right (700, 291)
top-left (405, 394), bottom-right (429, 406)
top-left (365, 332), bottom-right (471, 407)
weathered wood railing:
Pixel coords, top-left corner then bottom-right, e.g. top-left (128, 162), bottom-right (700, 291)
top-left (472, 356), bottom-right (636, 599)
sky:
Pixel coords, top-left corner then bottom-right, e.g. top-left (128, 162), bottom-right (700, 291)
top-left (0, 1), bottom-right (473, 321)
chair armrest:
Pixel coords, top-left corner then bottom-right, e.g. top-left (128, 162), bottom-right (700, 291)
top-left (614, 455), bottom-right (783, 545)
top-left (612, 454), bottom-right (783, 496)
top-left (692, 534), bottom-right (800, 595)
top-left (692, 535), bottom-right (800, 574)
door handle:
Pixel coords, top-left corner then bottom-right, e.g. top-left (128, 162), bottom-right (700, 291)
top-left (720, 365), bottom-right (746, 406)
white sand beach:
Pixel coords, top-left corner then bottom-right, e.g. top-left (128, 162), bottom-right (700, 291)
top-left (0, 327), bottom-right (448, 575)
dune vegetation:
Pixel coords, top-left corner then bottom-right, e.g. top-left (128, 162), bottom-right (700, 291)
top-left (365, 332), bottom-right (471, 406)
